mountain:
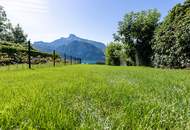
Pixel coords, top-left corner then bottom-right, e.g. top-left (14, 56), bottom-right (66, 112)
top-left (33, 34), bottom-right (106, 63)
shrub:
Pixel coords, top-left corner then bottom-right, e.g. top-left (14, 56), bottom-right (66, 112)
top-left (106, 42), bottom-right (123, 66)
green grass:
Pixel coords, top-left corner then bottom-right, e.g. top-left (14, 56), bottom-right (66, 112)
top-left (0, 65), bottom-right (190, 129)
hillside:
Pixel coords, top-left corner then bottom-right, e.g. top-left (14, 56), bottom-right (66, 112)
top-left (33, 34), bottom-right (106, 64)
top-left (0, 41), bottom-right (54, 65)
top-left (1, 65), bottom-right (190, 129)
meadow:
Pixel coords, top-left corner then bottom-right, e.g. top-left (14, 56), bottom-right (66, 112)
top-left (0, 65), bottom-right (190, 129)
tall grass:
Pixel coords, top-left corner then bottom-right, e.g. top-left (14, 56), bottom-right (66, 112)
top-left (0, 65), bottom-right (190, 129)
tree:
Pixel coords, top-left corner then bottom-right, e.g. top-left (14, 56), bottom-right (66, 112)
top-left (0, 6), bottom-right (27, 44)
top-left (152, 0), bottom-right (190, 68)
top-left (12, 24), bottom-right (27, 44)
top-left (114, 9), bottom-right (161, 66)
top-left (0, 5), bottom-right (14, 41)
top-left (106, 42), bottom-right (123, 66)
top-left (0, 5), bottom-right (7, 33)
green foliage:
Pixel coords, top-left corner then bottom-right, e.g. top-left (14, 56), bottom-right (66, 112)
top-left (106, 42), bottom-right (123, 66)
top-left (152, 1), bottom-right (190, 68)
top-left (106, 42), bottom-right (135, 66)
top-left (0, 7), bottom-right (57, 65)
top-left (0, 41), bottom-right (56, 65)
top-left (0, 6), bottom-right (7, 34)
top-left (114, 9), bottom-right (161, 66)
top-left (0, 6), bottom-right (27, 44)
top-left (12, 24), bottom-right (27, 45)
top-left (0, 6), bottom-right (14, 42)
top-left (0, 65), bottom-right (190, 129)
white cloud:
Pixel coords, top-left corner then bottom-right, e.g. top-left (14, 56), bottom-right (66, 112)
top-left (0, 0), bottom-right (48, 13)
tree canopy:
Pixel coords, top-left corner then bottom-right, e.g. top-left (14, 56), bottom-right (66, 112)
top-left (114, 9), bottom-right (160, 66)
top-left (107, 0), bottom-right (190, 68)
top-left (12, 24), bottom-right (27, 44)
top-left (0, 6), bottom-right (27, 44)
top-left (0, 6), bottom-right (13, 41)
top-left (152, 0), bottom-right (190, 68)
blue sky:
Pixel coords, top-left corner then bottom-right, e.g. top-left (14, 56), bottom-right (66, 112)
top-left (0, 0), bottom-right (184, 44)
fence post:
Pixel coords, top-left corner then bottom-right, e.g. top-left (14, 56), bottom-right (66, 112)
top-left (28, 40), bottom-right (31, 69)
top-left (70, 56), bottom-right (72, 65)
top-left (53, 50), bottom-right (56, 67)
top-left (73, 57), bottom-right (75, 64)
top-left (64, 54), bottom-right (66, 65)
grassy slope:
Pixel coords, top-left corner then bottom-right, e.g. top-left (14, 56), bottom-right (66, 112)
top-left (0, 65), bottom-right (190, 129)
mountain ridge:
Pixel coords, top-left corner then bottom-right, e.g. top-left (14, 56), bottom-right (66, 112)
top-left (33, 34), bottom-right (106, 63)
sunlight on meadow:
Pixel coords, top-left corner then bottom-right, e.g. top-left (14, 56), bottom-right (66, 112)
top-left (1, 0), bottom-right (190, 129)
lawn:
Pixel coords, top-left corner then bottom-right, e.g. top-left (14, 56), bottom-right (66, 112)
top-left (0, 65), bottom-right (190, 129)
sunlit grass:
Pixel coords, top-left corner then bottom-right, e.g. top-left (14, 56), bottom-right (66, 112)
top-left (0, 65), bottom-right (190, 129)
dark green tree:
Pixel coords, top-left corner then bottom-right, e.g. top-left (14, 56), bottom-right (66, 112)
top-left (114, 9), bottom-right (161, 66)
top-left (152, 0), bottom-right (190, 68)
top-left (12, 24), bottom-right (27, 44)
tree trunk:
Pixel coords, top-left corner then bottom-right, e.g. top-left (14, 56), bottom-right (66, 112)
top-left (135, 50), bottom-right (140, 66)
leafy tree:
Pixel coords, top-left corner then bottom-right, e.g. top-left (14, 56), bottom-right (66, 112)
top-left (114, 9), bottom-right (160, 66)
top-left (152, 0), bottom-right (190, 68)
top-left (106, 42), bottom-right (135, 66)
top-left (12, 24), bottom-right (27, 44)
top-left (106, 42), bottom-right (123, 66)
top-left (0, 6), bottom-right (7, 32)
top-left (0, 6), bottom-right (14, 41)
top-left (0, 6), bottom-right (27, 44)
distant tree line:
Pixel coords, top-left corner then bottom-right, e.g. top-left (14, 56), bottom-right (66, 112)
top-left (106, 0), bottom-right (190, 68)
